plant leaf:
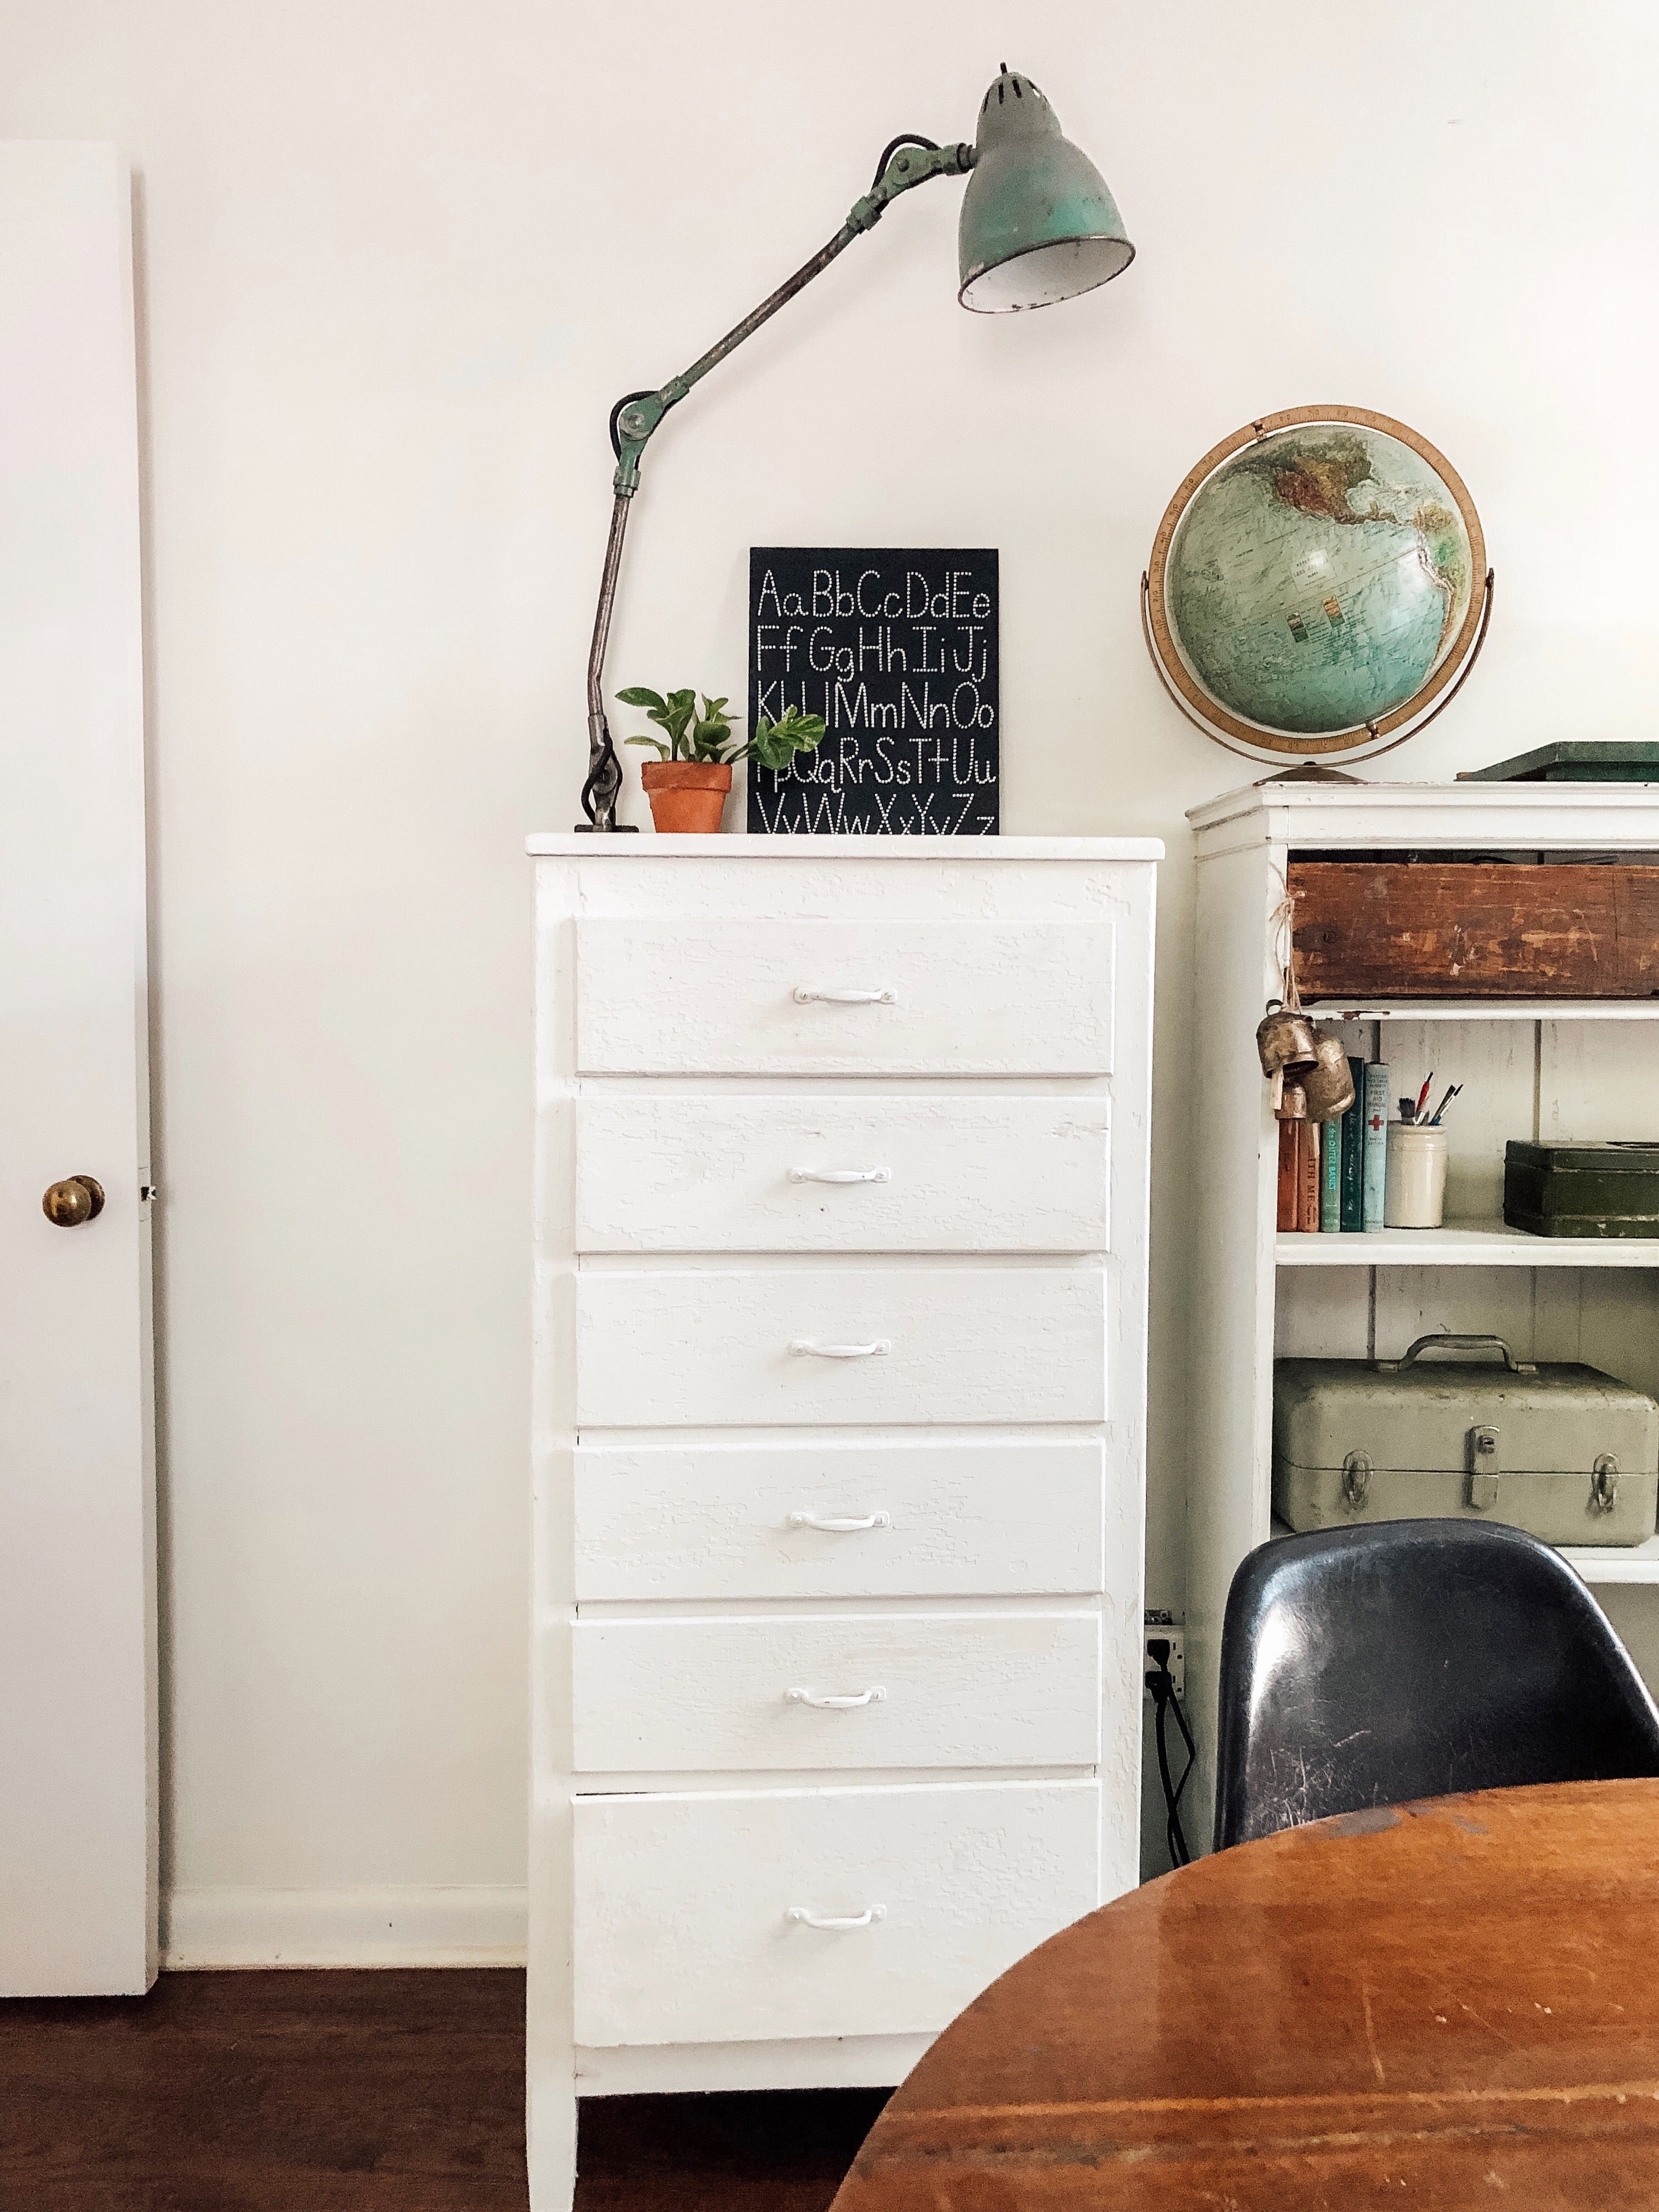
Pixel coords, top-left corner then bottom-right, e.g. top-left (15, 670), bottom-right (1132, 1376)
top-left (745, 707), bottom-right (827, 771)
top-left (690, 691), bottom-right (735, 763)
top-left (616, 686), bottom-right (667, 711)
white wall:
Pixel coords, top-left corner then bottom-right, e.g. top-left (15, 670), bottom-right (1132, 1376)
top-left (5, 0), bottom-right (1656, 1952)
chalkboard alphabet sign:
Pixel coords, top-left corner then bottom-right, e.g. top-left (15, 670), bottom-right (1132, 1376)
top-left (747, 548), bottom-right (999, 835)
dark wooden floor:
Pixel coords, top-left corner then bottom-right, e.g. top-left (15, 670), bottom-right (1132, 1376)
top-left (0, 1970), bottom-right (887, 2211)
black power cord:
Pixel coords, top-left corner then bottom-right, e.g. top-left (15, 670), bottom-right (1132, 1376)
top-left (869, 133), bottom-right (940, 189)
top-left (1146, 1637), bottom-right (1197, 1869)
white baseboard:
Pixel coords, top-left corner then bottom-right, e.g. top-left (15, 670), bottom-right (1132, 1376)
top-left (162, 1885), bottom-right (528, 1969)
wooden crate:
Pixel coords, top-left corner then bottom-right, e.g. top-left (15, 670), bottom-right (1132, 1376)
top-left (1290, 862), bottom-right (1659, 1000)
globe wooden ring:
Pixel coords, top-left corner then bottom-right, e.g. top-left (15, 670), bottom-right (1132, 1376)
top-left (1143, 404), bottom-right (1489, 765)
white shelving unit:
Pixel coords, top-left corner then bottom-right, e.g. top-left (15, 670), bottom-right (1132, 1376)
top-left (1304, 1001), bottom-right (1659, 1025)
top-left (1278, 1227), bottom-right (1659, 1267)
top-left (1189, 780), bottom-right (1659, 1848)
top-left (1563, 1536), bottom-right (1659, 1584)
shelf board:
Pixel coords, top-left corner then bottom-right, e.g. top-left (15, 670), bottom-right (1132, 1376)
top-left (1306, 1000), bottom-right (1659, 1022)
top-left (1277, 1223), bottom-right (1659, 1267)
top-left (1562, 1536), bottom-right (1659, 1585)
top-left (1271, 1518), bottom-right (1659, 1585)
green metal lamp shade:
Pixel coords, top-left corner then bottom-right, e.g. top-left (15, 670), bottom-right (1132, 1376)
top-left (958, 66), bottom-right (1134, 313)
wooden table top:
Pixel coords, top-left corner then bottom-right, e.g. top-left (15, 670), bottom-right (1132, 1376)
top-left (832, 1780), bottom-right (1659, 2210)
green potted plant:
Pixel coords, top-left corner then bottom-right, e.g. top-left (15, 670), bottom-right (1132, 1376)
top-left (617, 686), bottom-right (828, 832)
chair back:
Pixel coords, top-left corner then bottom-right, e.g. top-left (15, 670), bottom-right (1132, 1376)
top-left (1213, 1519), bottom-right (1659, 1850)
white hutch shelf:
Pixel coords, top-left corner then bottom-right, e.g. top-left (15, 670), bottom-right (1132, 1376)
top-left (1278, 1226), bottom-right (1659, 1267)
top-left (1308, 1001), bottom-right (1659, 1025)
top-left (1189, 780), bottom-right (1659, 1848)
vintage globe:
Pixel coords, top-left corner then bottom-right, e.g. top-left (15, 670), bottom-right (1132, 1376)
top-left (1145, 408), bottom-right (1487, 761)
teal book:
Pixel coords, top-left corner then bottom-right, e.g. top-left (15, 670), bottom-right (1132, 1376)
top-left (1339, 1059), bottom-right (1365, 1231)
top-left (1362, 1062), bottom-right (1391, 1231)
top-left (1320, 1119), bottom-right (1342, 1231)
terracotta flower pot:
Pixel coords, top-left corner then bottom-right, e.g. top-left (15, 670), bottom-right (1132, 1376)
top-left (640, 759), bottom-right (732, 834)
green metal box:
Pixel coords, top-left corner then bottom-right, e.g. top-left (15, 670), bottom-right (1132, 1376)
top-left (1459, 741), bottom-right (1659, 782)
top-left (1504, 1138), bottom-right (1659, 1239)
top-left (1273, 1335), bottom-right (1659, 1547)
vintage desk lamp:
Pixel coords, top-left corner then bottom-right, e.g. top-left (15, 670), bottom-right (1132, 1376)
top-left (577, 63), bottom-right (1135, 828)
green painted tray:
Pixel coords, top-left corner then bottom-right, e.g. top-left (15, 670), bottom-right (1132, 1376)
top-left (1460, 742), bottom-right (1659, 783)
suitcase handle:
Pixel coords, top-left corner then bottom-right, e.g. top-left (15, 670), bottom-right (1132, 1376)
top-left (1378, 1333), bottom-right (1538, 1375)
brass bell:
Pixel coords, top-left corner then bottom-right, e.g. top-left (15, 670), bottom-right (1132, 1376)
top-left (1276, 1079), bottom-right (1309, 1122)
top-left (1255, 1001), bottom-right (1318, 1079)
top-left (1257, 1000), bottom-right (1318, 1113)
top-left (1301, 1030), bottom-right (1356, 1123)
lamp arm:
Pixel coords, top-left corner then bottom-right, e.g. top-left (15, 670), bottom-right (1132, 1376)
top-left (578, 134), bottom-right (975, 828)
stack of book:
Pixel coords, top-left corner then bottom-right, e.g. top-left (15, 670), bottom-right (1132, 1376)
top-left (1278, 1059), bottom-right (1391, 1234)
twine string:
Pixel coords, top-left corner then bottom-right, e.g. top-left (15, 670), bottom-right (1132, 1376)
top-left (1267, 868), bottom-right (1302, 1011)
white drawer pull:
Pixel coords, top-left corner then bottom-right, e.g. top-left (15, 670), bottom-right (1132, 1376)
top-left (786, 1510), bottom-right (892, 1534)
top-left (792, 985), bottom-right (898, 1006)
top-left (785, 1684), bottom-right (887, 1709)
top-left (786, 1904), bottom-right (887, 1931)
top-left (789, 1338), bottom-right (891, 1359)
top-left (788, 1166), bottom-right (892, 1185)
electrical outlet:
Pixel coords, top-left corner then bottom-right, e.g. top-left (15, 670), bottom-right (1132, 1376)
top-left (1144, 1620), bottom-right (1185, 1699)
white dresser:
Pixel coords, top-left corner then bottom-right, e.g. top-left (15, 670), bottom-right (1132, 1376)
top-left (526, 834), bottom-right (1160, 2209)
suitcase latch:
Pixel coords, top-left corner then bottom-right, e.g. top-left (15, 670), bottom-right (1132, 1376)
top-left (1341, 1451), bottom-right (1372, 1512)
top-left (1590, 1453), bottom-right (1621, 1517)
top-left (1468, 1426), bottom-right (1502, 1511)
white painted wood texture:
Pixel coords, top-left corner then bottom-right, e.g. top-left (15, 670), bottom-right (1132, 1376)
top-left (1279, 1228), bottom-right (1659, 1267)
top-left (1301, 1001), bottom-right (1659, 1024)
top-left (1187, 780), bottom-right (1659, 852)
top-left (0, 144), bottom-right (156, 1997)
top-left (575, 919), bottom-right (1115, 1075)
top-left (162, 1884), bottom-right (527, 1968)
top-left (530, 843), bottom-right (1157, 2210)
top-left (575, 1094), bottom-right (1110, 1252)
top-left (531, 836), bottom-right (1164, 861)
top-left (571, 1779), bottom-right (1101, 2046)
top-left (1186, 833), bottom-right (1280, 1846)
top-left (575, 1265), bottom-right (1106, 1426)
top-left (571, 1611), bottom-right (1101, 1772)
top-left (1189, 783), bottom-right (1659, 1852)
top-left (574, 2032), bottom-right (936, 2097)
top-left (573, 1439), bottom-right (1106, 1600)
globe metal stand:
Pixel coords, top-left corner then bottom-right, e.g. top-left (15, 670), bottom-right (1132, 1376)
top-left (1257, 762), bottom-right (1365, 786)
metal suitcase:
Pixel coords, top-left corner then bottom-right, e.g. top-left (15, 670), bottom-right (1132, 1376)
top-left (1273, 1334), bottom-right (1659, 1547)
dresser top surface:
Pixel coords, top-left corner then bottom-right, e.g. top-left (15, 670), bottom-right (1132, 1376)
top-left (526, 834), bottom-right (1164, 861)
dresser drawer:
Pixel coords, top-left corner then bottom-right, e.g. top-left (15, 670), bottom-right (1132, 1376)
top-left (574, 1266), bottom-right (1105, 1427)
top-left (574, 919), bottom-right (1114, 1075)
top-left (573, 1439), bottom-right (1105, 1600)
top-left (572, 1610), bottom-right (1099, 1774)
top-left (572, 1779), bottom-right (1100, 2046)
top-left (575, 1095), bottom-right (1109, 1254)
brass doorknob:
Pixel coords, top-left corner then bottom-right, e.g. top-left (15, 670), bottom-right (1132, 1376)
top-left (43, 1176), bottom-right (105, 1227)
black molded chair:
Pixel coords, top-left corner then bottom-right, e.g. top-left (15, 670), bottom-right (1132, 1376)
top-left (1213, 1519), bottom-right (1659, 1851)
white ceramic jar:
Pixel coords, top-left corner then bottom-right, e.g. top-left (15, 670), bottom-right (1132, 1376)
top-left (1384, 1122), bottom-right (1449, 1228)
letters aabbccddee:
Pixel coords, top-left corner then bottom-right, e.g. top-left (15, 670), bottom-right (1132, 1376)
top-left (747, 548), bottom-right (1000, 835)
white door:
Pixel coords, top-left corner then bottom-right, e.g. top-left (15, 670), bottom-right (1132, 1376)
top-left (0, 143), bottom-right (155, 1994)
